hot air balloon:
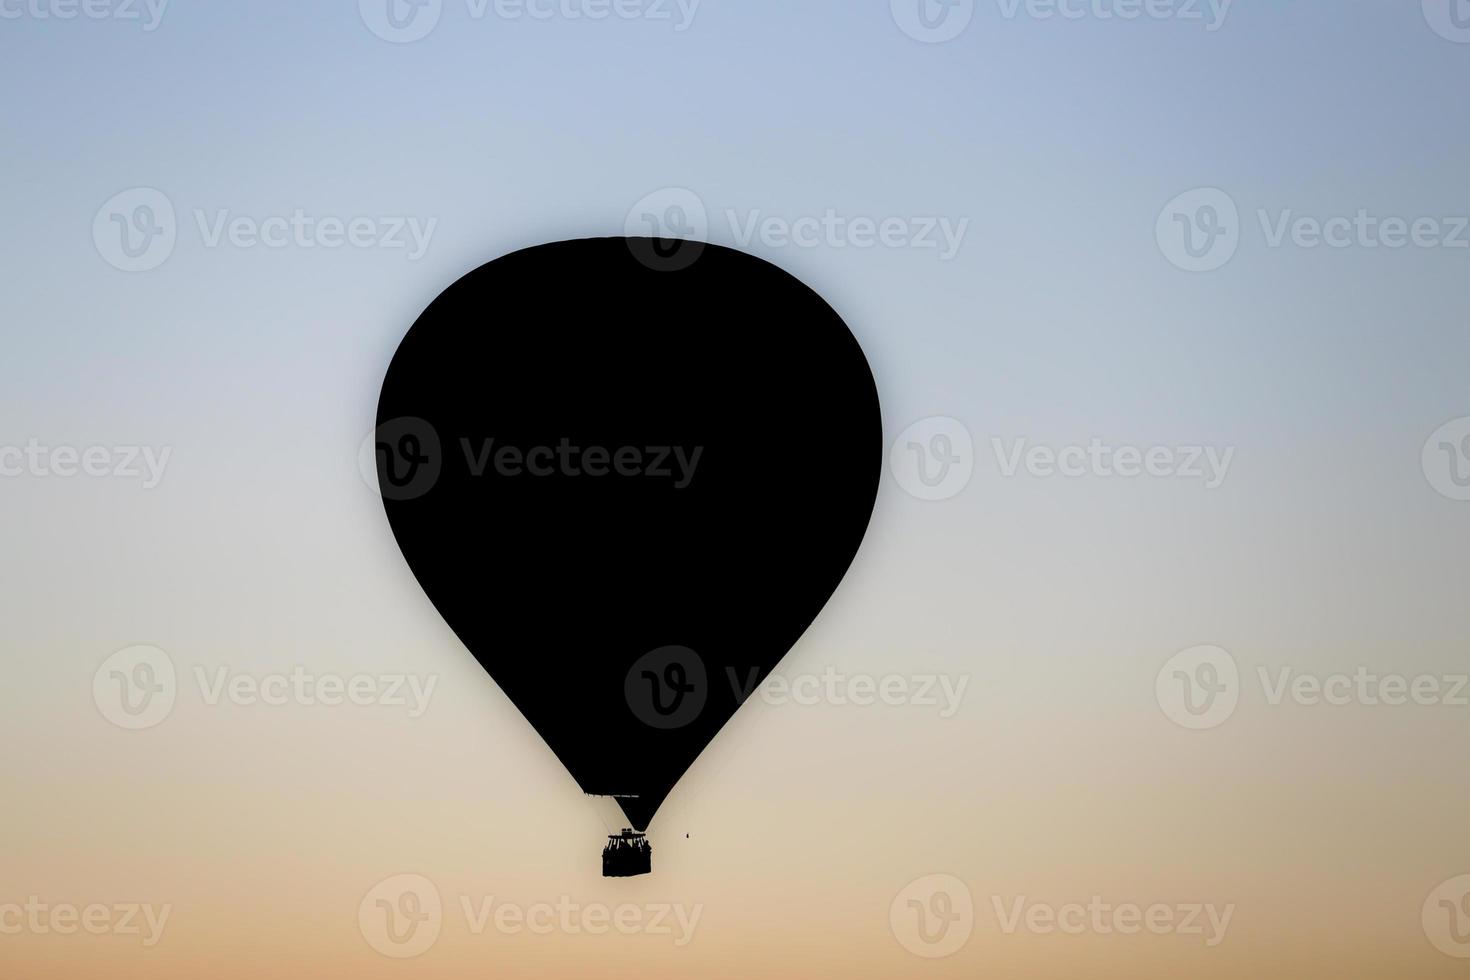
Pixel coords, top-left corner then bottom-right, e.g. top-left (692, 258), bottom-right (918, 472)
top-left (374, 237), bottom-right (880, 875)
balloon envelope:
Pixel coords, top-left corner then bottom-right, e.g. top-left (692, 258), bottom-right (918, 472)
top-left (376, 238), bottom-right (881, 832)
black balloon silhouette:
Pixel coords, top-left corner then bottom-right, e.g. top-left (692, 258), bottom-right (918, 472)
top-left (375, 238), bottom-right (880, 869)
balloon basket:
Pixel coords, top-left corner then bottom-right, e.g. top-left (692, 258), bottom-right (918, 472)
top-left (602, 829), bottom-right (652, 877)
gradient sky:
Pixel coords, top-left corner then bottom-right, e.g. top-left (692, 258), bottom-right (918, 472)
top-left (2, 1), bottom-right (1469, 976)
